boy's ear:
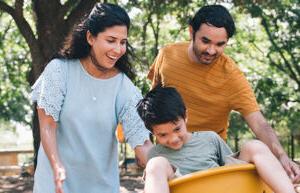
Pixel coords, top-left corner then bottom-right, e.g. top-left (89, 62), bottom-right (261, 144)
top-left (185, 110), bottom-right (188, 123)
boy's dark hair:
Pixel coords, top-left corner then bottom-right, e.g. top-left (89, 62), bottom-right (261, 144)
top-left (189, 5), bottom-right (236, 39)
top-left (137, 86), bottom-right (186, 132)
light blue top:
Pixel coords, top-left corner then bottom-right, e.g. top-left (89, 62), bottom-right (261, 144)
top-left (31, 59), bottom-right (149, 193)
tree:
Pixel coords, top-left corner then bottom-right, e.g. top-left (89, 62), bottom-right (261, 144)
top-left (0, 0), bottom-right (98, 167)
top-left (0, 12), bottom-right (31, 125)
top-left (122, 0), bottom-right (206, 94)
top-left (234, 0), bottom-right (300, 94)
top-left (226, 2), bottom-right (300, 158)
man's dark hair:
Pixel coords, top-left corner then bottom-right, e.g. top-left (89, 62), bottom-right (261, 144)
top-left (137, 86), bottom-right (186, 132)
top-left (189, 5), bottom-right (236, 39)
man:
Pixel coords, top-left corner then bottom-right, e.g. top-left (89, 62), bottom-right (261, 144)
top-left (148, 5), bottom-right (300, 182)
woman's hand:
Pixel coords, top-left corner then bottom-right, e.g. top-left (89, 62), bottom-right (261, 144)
top-left (54, 165), bottom-right (66, 193)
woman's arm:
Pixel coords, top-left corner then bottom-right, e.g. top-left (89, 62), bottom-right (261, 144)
top-left (37, 108), bottom-right (66, 193)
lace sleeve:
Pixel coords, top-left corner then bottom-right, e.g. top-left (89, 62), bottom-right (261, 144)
top-left (119, 91), bottom-right (150, 149)
top-left (31, 59), bottom-right (67, 122)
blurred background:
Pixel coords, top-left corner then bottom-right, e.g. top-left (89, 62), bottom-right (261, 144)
top-left (0, 0), bottom-right (299, 192)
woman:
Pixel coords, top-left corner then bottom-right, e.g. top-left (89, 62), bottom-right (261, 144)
top-left (31, 3), bottom-right (152, 193)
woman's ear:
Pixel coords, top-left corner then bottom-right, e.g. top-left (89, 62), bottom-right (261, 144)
top-left (86, 30), bottom-right (95, 46)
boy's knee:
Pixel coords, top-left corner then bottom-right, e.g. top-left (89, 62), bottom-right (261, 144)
top-left (241, 140), bottom-right (269, 155)
top-left (145, 156), bottom-right (172, 176)
top-left (146, 157), bottom-right (171, 174)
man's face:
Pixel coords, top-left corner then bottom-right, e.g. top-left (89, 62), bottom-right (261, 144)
top-left (189, 23), bottom-right (228, 65)
top-left (152, 118), bottom-right (189, 150)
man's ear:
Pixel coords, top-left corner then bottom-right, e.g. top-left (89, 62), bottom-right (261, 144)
top-left (188, 25), bottom-right (194, 41)
top-left (86, 30), bottom-right (95, 46)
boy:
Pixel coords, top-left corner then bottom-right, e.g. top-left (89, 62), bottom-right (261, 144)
top-left (137, 86), bottom-right (297, 193)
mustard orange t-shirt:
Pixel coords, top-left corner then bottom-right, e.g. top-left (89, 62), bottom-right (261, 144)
top-left (148, 42), bottom-right (259, 140)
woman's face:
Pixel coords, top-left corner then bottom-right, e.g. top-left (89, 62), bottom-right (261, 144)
top-left (87, 25), bottom-right (128, 70)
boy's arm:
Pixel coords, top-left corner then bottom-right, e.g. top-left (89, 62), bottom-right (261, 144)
top-left (134, 140), bottom-right (153, 168)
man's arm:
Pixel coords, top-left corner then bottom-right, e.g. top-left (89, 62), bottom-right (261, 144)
top-left (244, 111), bottom-right (300, 183)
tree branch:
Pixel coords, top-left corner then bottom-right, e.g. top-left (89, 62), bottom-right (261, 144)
top-left (15, 0), bottom-right (24, 16)
top-left (0, 1), bottom-right (38, 53)
top-left (0, 1), bottom-right (15, 15)
top-left (0, 19), bottom-right (13, 42)
top-left (267, 54), bottom-right (300, 87)
top-left (61, 0), bottom-right (80, 18)
top-left (142, 10), bottom-right (155, 63)
top-left (64, 0), bottom-right (97, 31)
top-left (260, 14), bottom-right (300, 85)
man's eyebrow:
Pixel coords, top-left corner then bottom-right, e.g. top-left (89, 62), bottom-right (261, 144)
top-left (202, 36), bottom-right (226, 46)
top-left (217, 41), bottom-right (226, 46)
top-left (202, 36), bottom-right (211, 42)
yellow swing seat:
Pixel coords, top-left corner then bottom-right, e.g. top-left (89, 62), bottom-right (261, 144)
top-left (169, 164), bottom-right (273, 193)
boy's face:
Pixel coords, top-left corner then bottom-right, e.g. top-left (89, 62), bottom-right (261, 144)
top-left (152, 118), bottom-right (190, 150)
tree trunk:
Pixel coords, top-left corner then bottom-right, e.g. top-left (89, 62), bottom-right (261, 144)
top-left (291, 133), bottom-right (294, 161)
top-left (0, 0), bottom-right (97, 169)
top-left (234, 134), bottom-right (239, 152)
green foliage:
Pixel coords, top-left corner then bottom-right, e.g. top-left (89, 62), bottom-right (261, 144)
top-left (122, 0), bottom-right (205, 68)
top-left (225, 5), bottom-right (300, 142)
top-left (0, 0), bottom-right (299, 153)
top-left (0, 13), bottom-right (31, 125)
top-left (234, 0), bottom-right (300, 92)
top-left (228, 112), bottom-right (249, 137)
top-left (121, 0), bottom-right (207, 94)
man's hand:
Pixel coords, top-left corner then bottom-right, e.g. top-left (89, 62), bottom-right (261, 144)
top-left (279, 154), bottom-right (300, 183)
top-left (54, 165), bottom-right (66, 193)
top-left (244, 112), bottom-right (300, 183)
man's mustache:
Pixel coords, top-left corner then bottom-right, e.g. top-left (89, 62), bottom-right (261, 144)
top-left (202, 52), bottom-right (217, 57)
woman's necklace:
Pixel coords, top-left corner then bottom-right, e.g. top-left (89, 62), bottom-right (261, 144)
top-left (80, 56), bottom-right (118, 102)
top-left (81, 59), bottom-right (101, 102)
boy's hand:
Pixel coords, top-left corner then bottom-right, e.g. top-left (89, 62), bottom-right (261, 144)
top-left (54, 166), bottom-right (66, 193)
top-left (134, 140), bottom-right (153, 168)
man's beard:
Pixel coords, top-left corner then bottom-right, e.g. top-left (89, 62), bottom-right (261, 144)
top-left (193, 43), bottom-right (217, 65)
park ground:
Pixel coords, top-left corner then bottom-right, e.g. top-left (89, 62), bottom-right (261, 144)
top-left (0, 173), bottom-right (144, 193)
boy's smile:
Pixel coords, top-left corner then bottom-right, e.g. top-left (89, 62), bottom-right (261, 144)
top-left (152, 118), bottom-right (192, 150)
